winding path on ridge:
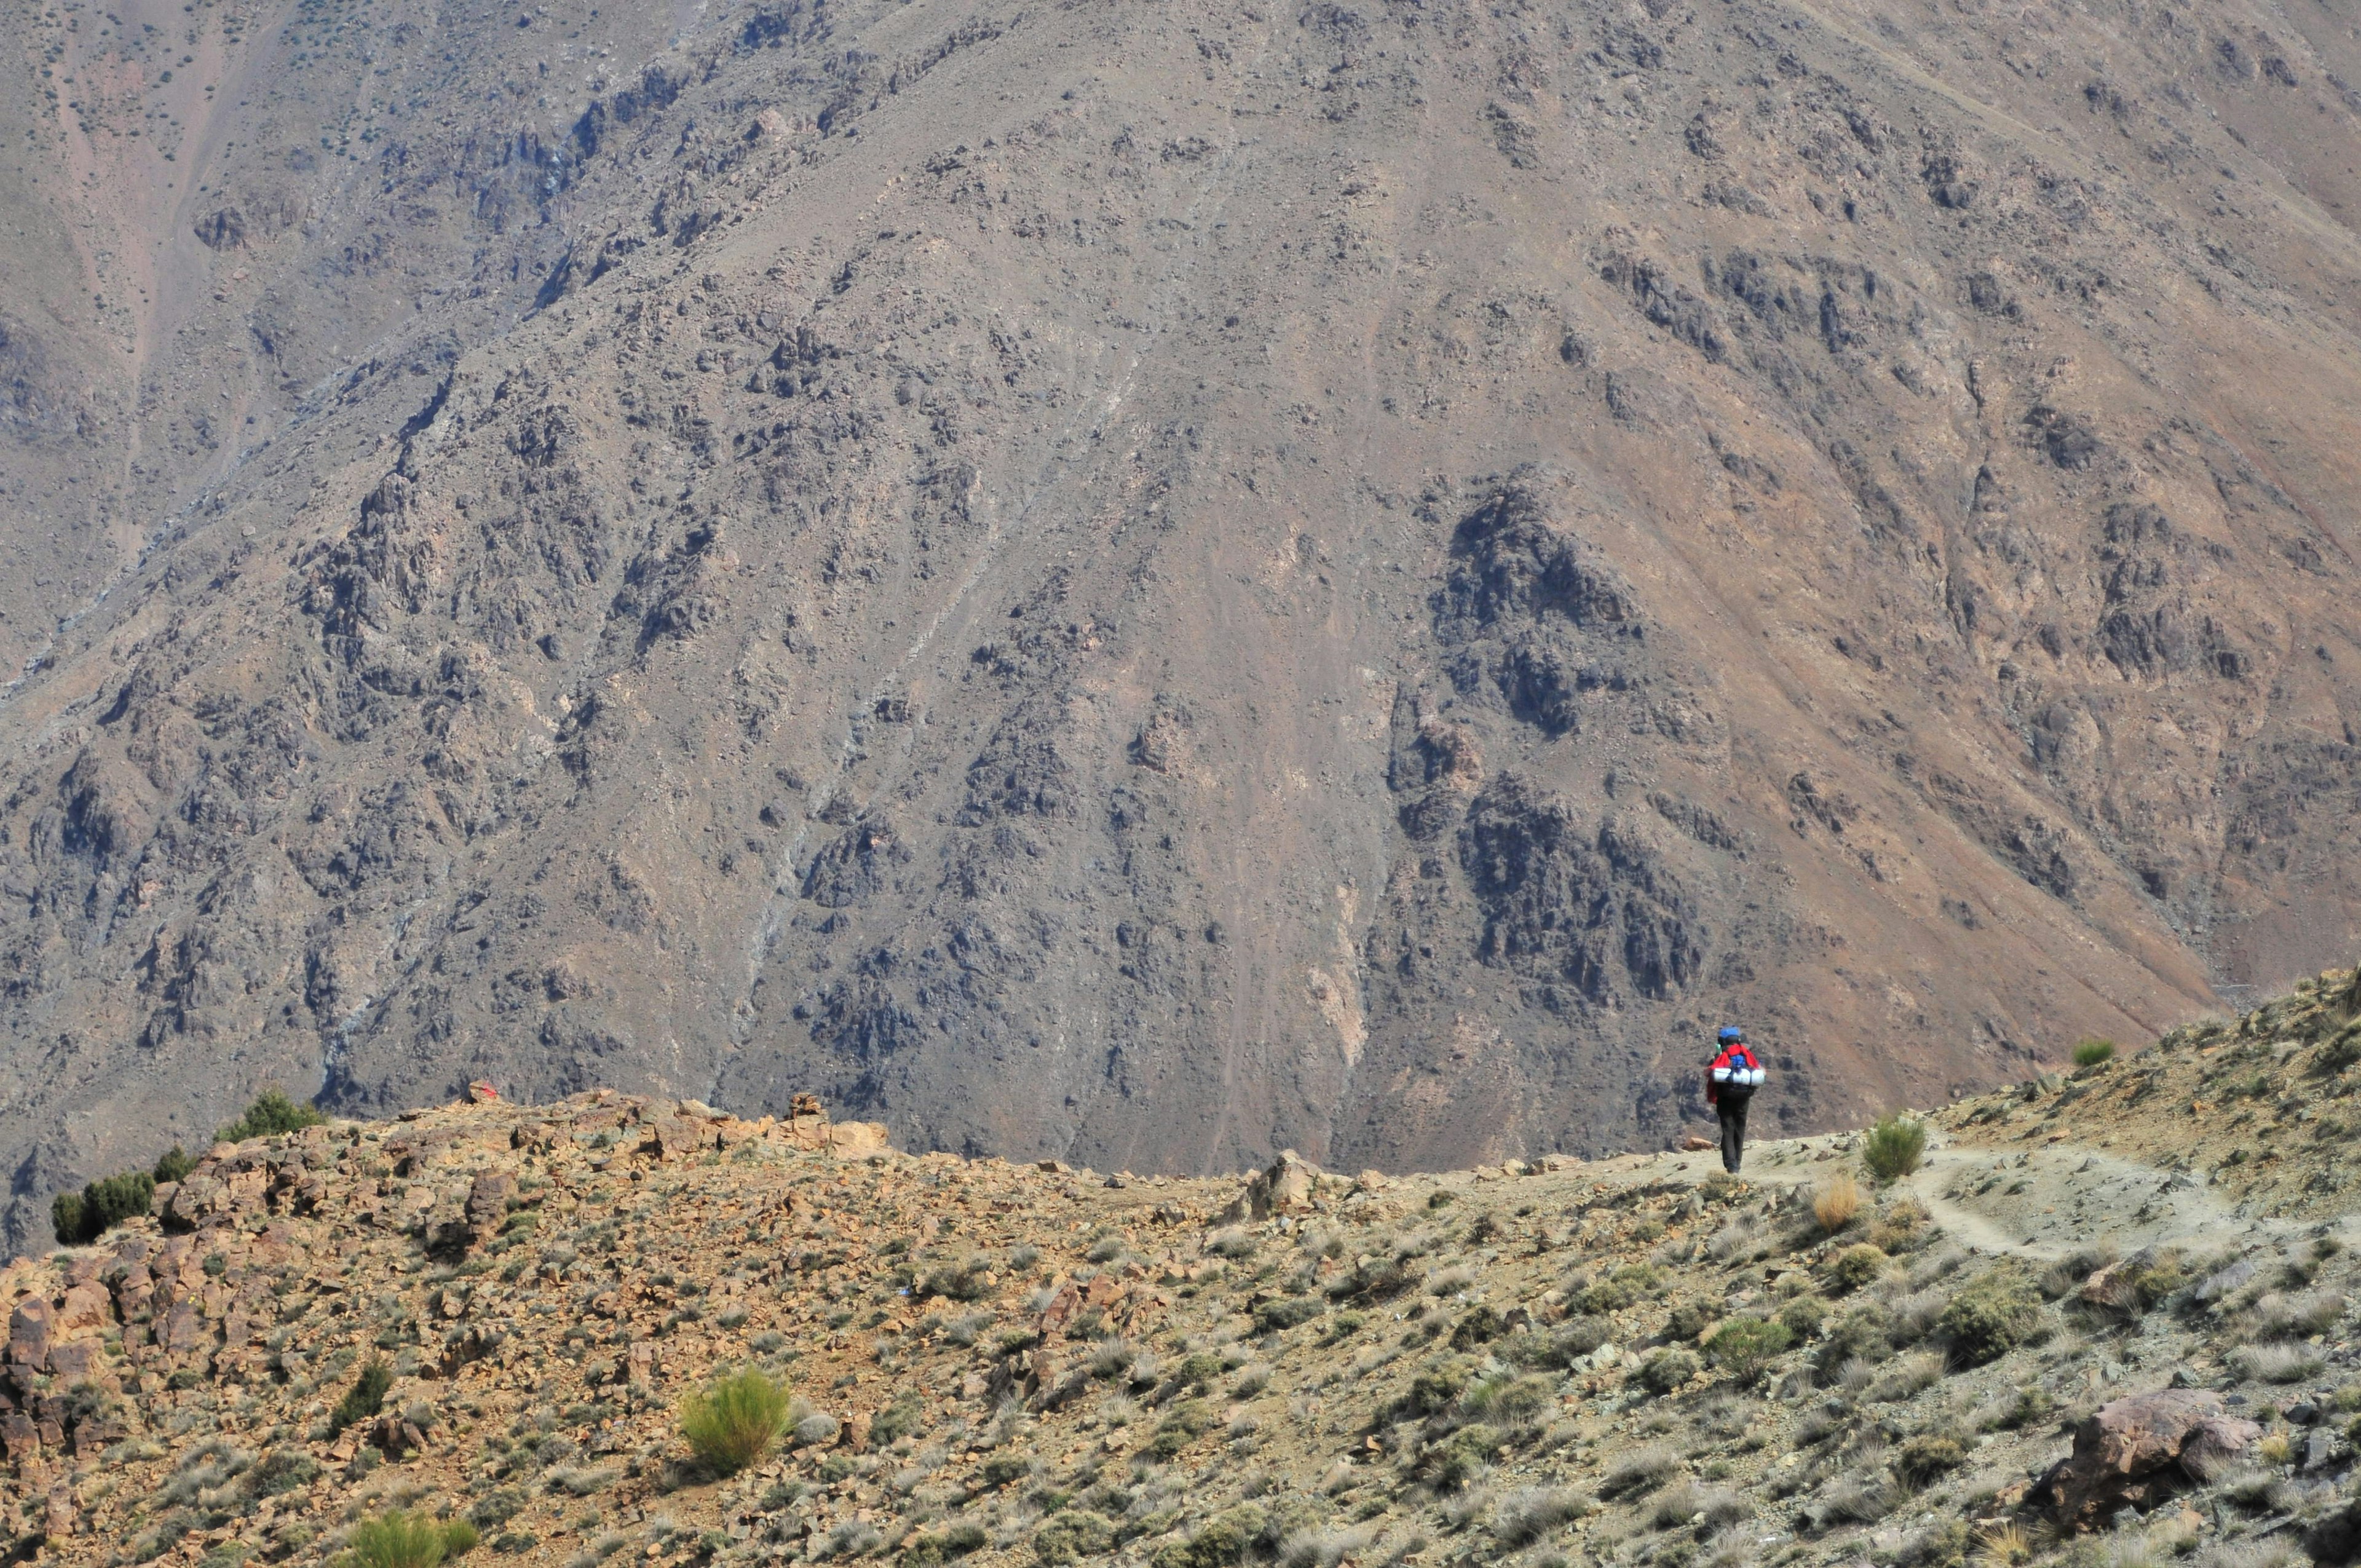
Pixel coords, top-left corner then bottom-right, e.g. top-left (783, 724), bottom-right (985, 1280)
top-left (1549, 1127), bottom-right (2356, 1264)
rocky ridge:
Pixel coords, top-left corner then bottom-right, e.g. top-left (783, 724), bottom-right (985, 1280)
top-left (2, 970), bottom-right (2361, 1567)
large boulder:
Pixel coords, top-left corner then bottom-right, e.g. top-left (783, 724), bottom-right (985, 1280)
top-left (1217, 1150), bottom-right (1321, 1224)
top-left (2031, 1390), bottom-right (2260, 1527)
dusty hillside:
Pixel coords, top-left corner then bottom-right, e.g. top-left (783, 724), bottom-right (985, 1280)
top-left (4, 970), bottom-right (2361, 1568)
top-left (4, 0), bottom-right (2361, 1250)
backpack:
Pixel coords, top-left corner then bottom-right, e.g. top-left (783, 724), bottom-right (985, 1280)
top-left (1712, 1046), bottom-right (1765, 1099)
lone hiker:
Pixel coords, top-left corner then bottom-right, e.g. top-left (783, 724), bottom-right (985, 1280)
top-left (1706, 1026), bottom-right (1766, 1175)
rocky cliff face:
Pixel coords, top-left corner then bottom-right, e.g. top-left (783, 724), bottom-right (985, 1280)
top-left (2, 0), bottom-right (2360, 1252)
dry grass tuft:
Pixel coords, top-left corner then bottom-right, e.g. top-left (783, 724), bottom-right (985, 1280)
top-left (1814, 1172), bottom-right (1865, 1233)
top-left (1975, 1524), bottom-right (2032, 1568)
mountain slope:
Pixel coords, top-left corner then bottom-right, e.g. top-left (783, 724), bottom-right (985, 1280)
top-left (2, 0), bottom-right (2361, 1249)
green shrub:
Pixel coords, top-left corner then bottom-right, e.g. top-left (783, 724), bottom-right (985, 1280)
top-left (1032, 1511), bottom-right (1115, 1565)
top-left (978, 1453), bottom-right (1032, 1487)
top-left (248, 1451), bottom-right (320, 1497)
top-left (1861, 1115), bottom-right (1927, 1182)
top-left (152, 1146), bottom-right (195, 1184)
top-left (1171, 1352), bottom-right (1224, 1390)
top-left (1866, 1197), bottom-right (1931, 1255)
top-left (678, 1369), bottom-right (790, 1476)
top-left (1817, 1305), bottom-right (1894, 1369)
top-left (1148, 1400), bottom-right (1211, 1457)
top-left (1703, 1315), bottom-right (1794, 1383)
top-left (1149, 1505), bottom-right (1268, 1568)
top-left (330, 1359), bottom-right (394, 1435)
top-left (344, 1510), bottom-right (477, 1568)
top-left (51, 1167), bottom-right (159, 1246)
top-left (1252, 1296), bottom-right (1323, 1333)
top-left (1892, 1433), bottom-right (1965, 1487)
top-left (1505, 1317), bottom-right (1610, 1370)
top-left (218, 1088), bottom-right (325, 1144)
top-left (1994, 1385), bottom-right (2054, 1430)
top-left (869, 1394), bottom-right (925, 1447)
top-left (1419, 1425), bottom-right (1498, 1492)
top-left (1663, 1300), bottom-right (1718, 1344)
top-left (1829, 1243), bottom-right (1889, 1293)
top-left (1575, 1263), bottom-right (1664, 1315)
top-left (1450, 1304), bottom-right (1507, 1348)
top-left (1937, 1273), bottom-right (2042, 1366)
top-left (1460, 1372), bottom-right (1552, 1425)
top-left (901, 1522), bottom-right (989, 1566)
top-left (1636, 1347), bottom-right (1699, 1396)
top-left (1779, 1296), bottom-right (1826, 1339)
top-left (1393, 1362), bottom-right (1472, 1420)
top-left (2071, 1039), bottom-right (2116, 1069)
top-left (919, 1258), bottom-right (992, 1302)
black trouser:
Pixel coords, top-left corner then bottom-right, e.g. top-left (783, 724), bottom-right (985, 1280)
top-left (1716, 1096), bottom-right (1749, 1174)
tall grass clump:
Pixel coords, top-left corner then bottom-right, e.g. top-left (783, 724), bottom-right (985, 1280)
top-left (2073, 1039), bottom-right (2118, 1068)
top-left (679, 1369), bottom-right (791, 1476)
top-left (2228, 1343), bottom-right (2324, 1385)
top-left (1862, 1115), bottom-right (1927, 1182)
top-left (345, 1509), bottom-right (477, 1568)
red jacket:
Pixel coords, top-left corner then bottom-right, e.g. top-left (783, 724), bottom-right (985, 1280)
top-left (1706, 1043), bottom-right (1762, 1107)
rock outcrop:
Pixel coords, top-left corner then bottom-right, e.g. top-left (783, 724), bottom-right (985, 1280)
top-left (2031, 1392), bottom-right (2263, 1527)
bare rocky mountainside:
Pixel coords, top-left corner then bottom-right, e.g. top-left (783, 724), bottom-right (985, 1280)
top-left (7, 969), bottom-right (2361, 1568)
top-left (2, 0), bottom-right (2361, 1253)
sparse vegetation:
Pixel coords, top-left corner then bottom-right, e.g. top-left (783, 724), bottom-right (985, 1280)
top-left (19, 965), bottom-right (2361, 1568)
top-left (218, 1088), bottom-right (325, 1144)
top-left (1493, 1486), bottom-right (1592, 1547)
top-left (679, 1370), bottom-right (791, 1476)
top-left (2073, 1038), bottom-right (2118, 1068)
top-left (1600, 1446), bottom-right (1682, 1499)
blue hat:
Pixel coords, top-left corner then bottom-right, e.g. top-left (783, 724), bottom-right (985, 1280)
top-left (1717, 1025), bottom-right (1744, 1042)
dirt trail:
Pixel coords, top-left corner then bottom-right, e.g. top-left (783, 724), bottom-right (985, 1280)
top-left (1583, 1127), bottom-right (2352, 1265)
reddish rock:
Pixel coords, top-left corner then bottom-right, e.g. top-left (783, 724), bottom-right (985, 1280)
top-left (465, 1170), bottom-right (517, 1237)
top-left (45, 1343), bottom-right (97, 1382)
top-left (54, 1280), bottom-right (111, 1338)
top-left (2032, 1390), bottom-right (2261, 1527)
top-left (366, 1412), bottom-right (427, 1456)
top-left (1035, 1280), bottom-right (1082, 1336)
top-left (7, 1298), bottom-right (52, 1371)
